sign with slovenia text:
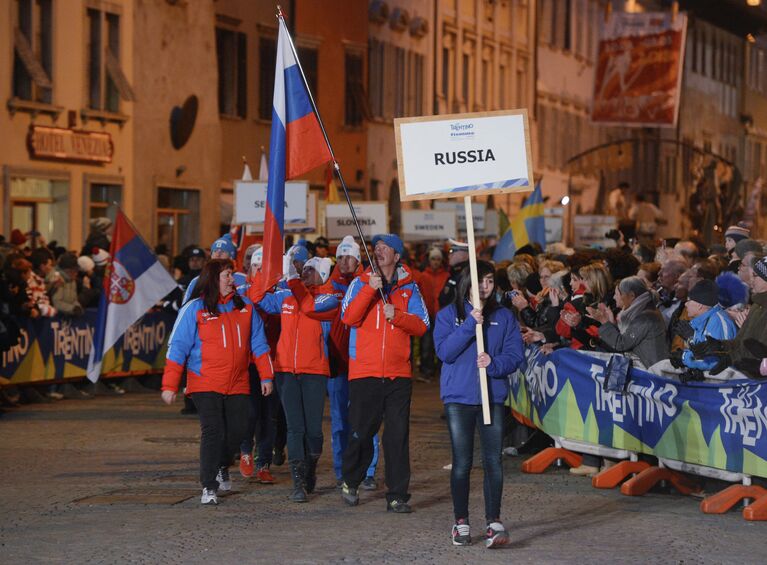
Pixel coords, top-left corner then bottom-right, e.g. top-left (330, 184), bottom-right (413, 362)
top-left (394, 110), bottom-right (534, 201)
top-left (326, 202), bottom-right (388, 239)
top-left (234, 181), bottom-right (308, 225)
top-left (402, 210), bottom-right (457, 240)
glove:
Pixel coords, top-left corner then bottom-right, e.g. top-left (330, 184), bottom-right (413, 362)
top-left (672, 319), bottom-right (694, 341)
top-left (709, 354), bottom-right (732, 375)
top-left (669, 349), bottom-right (685, 369)
top-left (690, 337), bottom-right (725, 358)
top-left (679, 368), bottom-right (705, 384)
top-left (283, 246), bottom-right (300, 281)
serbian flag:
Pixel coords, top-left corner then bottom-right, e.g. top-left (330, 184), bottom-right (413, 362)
top-left (86, 210), bottom-right (178, 382)
top-left (260, 18), bottom-right (332, 292)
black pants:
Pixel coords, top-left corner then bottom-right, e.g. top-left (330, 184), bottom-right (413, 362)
top-left (274, 372), bottom-right (327, 461)
top-left (342, 377), bottom-right (412, 503)
top-left (191, 392), bottom-right (252, 490)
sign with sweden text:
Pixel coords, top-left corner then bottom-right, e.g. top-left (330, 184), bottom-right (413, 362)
top-left (402, 210), bottom-right (457, 241)
top-left (394, 110), bottom-right (534, 201)
top-left (234, 180), bottom-right (308, 225)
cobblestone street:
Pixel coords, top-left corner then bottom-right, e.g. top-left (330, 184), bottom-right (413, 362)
top-left (1, 382), bottom-right (764, 564)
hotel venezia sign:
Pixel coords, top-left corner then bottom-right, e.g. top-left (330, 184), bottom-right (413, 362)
top-left (27, 125), bottom-right (114, 164)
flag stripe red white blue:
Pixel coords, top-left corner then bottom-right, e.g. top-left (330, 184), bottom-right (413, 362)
top-left (261, 18), bottom-right (331, 293)
top-left (87, 210), bottom-right (178, 382)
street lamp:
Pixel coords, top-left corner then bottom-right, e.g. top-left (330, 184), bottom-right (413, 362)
top-left (747, 0), bottom-right (761, 7)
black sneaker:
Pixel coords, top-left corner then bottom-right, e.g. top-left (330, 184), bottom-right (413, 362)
top-left (386, 499), bottom-right (412, 514)
top-left (272, 448), bottom-right (286, 466)
top-left (361, 476), bottom-right (378, 491)
top-left (335, 479), bottom-right (344, 490)
top-left (341, 482), bottom-right (359, 506)
top-left (452, 519), bottom-right (471, 546)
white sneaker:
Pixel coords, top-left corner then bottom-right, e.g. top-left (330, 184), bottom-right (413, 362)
top-left (216, 467), bottom-right (232, 491)
top-left (200, 488), bottom-right (218, 505)
top-left (46, 392), bottom-right (64, 400)
top-left (485, 522), bottom-right (509, 549)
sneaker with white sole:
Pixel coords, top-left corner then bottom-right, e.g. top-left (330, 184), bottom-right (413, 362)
top-left (341, 482), bottom-right (359, 506)
top-left (452, 519), bottom-right (471, 546)
top-left (200, 488), bottom-right (218, 505)
top-left (216, 467), bottom-right (232, 491)
top-left (485, 521), bottom-right (509, 549)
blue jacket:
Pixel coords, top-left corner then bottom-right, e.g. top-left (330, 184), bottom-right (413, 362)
top-left (183, 272), bottom-right (247, 303)
top-left (682, 304), bottom-right (738, 370)
top-left (434, 302), bottom-right (524, 405)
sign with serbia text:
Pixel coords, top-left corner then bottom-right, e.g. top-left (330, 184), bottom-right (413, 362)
top-left (234, 180), bottom-right (308, 225)
top-left (394, 110), bottom-right (534, 202)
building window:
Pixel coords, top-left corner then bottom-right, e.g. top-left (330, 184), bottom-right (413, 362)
top-left (394, 47), bottom-right (406, 117)
top-left (216, 27), bottom-right (247, 118)
top-left (344, 51), bottom-right (366, 127)
top-left (258, 37), bottom-right (277, 120)
top-left (157, 188), bottom-right (200, 258)
top-left (13, 0), bottom-right (53, 103)
top-left (89, 183), bottom-right (121, 224)
top-left (297, 46), bottom-right (319, 100)
top-left (516, 56), bottom-right (529, 109)
top-left (368, 38), bottom-right (384, 119)
top-left (10, 176), bottom-right (69, 247)
top-left (87, 8), bottom-right (134, 112)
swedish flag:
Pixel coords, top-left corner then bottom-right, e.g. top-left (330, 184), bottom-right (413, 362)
top-left (493, 184), bottom-right (545, 261)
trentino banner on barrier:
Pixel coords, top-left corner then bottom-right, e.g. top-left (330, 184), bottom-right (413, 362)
top-left (1, 310), bottom-right (173, 384)
top-left (510, 348), bottom-right (767, 478)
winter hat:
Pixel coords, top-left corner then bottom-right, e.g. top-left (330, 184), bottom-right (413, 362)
top-left (250, 246), bottom-right (263, 268)
top-left (10, 228), bottom-right (26, 246)
top-left (244, 244), bottom-right (262, 267)
top-left (371, 233), bottom-right (404, 256)
top-left (428, 247), bottom-right (444, 260)
top-left (336, 235), bottom-right (361, 262)
top-left (188, 247), bottom-right (205, 258)
top-left (448, 238), bottom-right (469, 253)
top-left (77, 255), bottom-right (95, 273)
top-left (90, 217), bottom-right (112, 232)
top-left (716, 271), bottom-right (749, 308)
top-left (58, 252), bottom-right (79, 271)
top-left (754, 256), bottom-right (767, 283)
top-left (725, 224), bottom-right (750, 243)
top-left (289, 244), bottom-right (310, 264)
top-left (92, 248), bottom-right (110, 267)
top-left (734, 239), bottom-right (764, 260)
top-left (211, 237), bottom-right (237, 258)
top-left (314, 236), bottom-right (329, 249)
top-left (688, 279), bottom-right (719, 307)
top-left (303, 257), bottom-right (332, 284)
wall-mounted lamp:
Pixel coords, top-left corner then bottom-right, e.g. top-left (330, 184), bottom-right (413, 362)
top-left (560, 195), bottom-right (570, 206)
top-left (175, 165), bottom-right (187, 178)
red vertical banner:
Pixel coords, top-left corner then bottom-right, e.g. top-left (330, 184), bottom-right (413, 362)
top-left (592, 12), bottom-right (687, 127)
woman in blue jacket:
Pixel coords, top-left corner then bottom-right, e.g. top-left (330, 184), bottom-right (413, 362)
top-left (434, 260), bottom-right (524, 549)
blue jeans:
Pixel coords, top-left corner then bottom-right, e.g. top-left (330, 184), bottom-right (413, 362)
top-left (327, 374), bottom-right (379, 481)
top-left (445, 402), bottom-right (505, 522)
top-left (275, 372), bottom-right (326, 461)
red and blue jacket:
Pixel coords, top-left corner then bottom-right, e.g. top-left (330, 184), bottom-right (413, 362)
top-left (342, 265), bottom-right (430, 380)
top-left (162, 294), bottom-right (273, 396)
top-left (319, 264), bottom-right (362, 375)
top-left (253, 279), bottom-right (338, 376)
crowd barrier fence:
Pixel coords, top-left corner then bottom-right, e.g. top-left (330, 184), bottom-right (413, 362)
top-left (510, 347), bottom-right (767, 520)
top-left (0, 309), bottom-right (172, 384)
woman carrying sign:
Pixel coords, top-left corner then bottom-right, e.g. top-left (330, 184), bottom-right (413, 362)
top-left (434, 260), bottom-right (524, 548)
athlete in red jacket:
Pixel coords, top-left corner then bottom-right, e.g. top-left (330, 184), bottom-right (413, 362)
top-left (340, 234), bottom-right (429, 513)
top-left (161, 259), bottom-right (273, 506)
top-left (418, 247), bottom-right (450, 379)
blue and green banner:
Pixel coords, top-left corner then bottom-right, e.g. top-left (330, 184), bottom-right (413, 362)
top-left (511, 348), bottom-right (767, 478)
top-left (1, 310), bottom-right (173, 384)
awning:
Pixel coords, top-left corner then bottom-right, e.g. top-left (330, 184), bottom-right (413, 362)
top-left (13, 28), bottom-right (52, 89)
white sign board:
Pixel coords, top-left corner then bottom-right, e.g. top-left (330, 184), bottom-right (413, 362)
top-left (394, 110), bottom-right (534, 201)
top-left (326, 202), bottom-right (388, 239)
top-left (402, 210), bottom-right (457, 241)
top-left (434, 201), bottom-right (485, 234)
top-left (484, 209), bottom-right (499, 237)
top-left (234, 181), bottom-right (308, 225)
top-left (573, 215), bottom-right (617, 249)
top-left (544, 207), bottom-right (564, 244)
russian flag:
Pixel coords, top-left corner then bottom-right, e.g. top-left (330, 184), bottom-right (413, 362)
top-left (260, 18), bottom-right (332, 292)
top-left (87, 210), bottom-right (178, 382)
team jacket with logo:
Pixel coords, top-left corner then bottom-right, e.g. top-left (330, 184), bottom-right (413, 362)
top-left (162, 294), bottom-right (273, 396)
top-left (255, 279), bottom-right (339, 376)
top-left (342, 265), bottom-right (430, 380)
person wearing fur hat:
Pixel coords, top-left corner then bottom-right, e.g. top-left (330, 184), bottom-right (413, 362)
top-left (319, 235), bottom-right (381, 490)
top-left (249, 247), bottom-right (339, 502)
top-left (692, 257), bottom-right (767, 378)
top-left (669, 280), bottom-right (737, 373)
top-left (724, 224), bottom-right (750, 253)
